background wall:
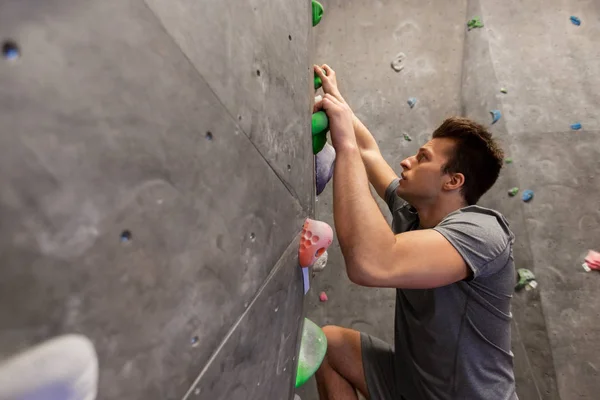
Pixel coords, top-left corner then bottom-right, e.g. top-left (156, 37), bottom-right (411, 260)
top-left (301, 0), bottom-right (600, 399)
top-left (0, 0), bottom-right (314, 398)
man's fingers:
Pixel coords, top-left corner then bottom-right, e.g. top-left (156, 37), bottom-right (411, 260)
top-left (324, 93), bottom-right (342, 106)
top-left (313, 95), bottom-right (324, 113)
top-left (321, 64), bottom-right (334, 76)
top-left (314, 65), bottom-right (327, 79)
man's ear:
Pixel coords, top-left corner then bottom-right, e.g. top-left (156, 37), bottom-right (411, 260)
top-left (444, 173), bottom-right (465, 191)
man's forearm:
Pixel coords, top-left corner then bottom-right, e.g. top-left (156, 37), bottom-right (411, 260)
top-left (333, 144), bottom-right (396, 284)
top-left (352, 115), bottom-right (380, 154)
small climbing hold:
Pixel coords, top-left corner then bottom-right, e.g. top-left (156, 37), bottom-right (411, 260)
top-left (490, 110), bottom-right (502, 124)
top-left (312, 250), bottom-right (328, 272)
top-left (505, 157), bottom-right (513, 164)
top-left (570, 16), bottom-right (581, 26)
top-left (2, 41), bottom-right (20, 60)
top-left (319, 292), bottom-right (328, 302)
top-left (316, 143), bottom-right (336, 195)
top-left (314, 73), bottom-right (322, 90)
top-left (391, 52), bottom-right (405, 72)
top-left (467, 16), bottom-right (484, 30)
top-left (312, 0), bottom-right (324, 27)
top-left (500, 88), bottom-right (508, 94)
top-left (299, 219), bottom-right (334, 268)
top-left (303, 268), bottom-right (310, 294)
top-left (407, 97), bottom-right (417, 108)
top-left (570, 122), bottom-right (582, 131)
top-left (582, 250), bottom-right (600, 272)
top-left (403, 133), bottom-right (412, 142)
top-left (508, 187), bottom-right (519, 197)
top-left (312, 111), bottom-right (329, 154)
top-left (515, 268), bottom-right (536, 291)
top-left (521, 189), bottom-right (534, 202)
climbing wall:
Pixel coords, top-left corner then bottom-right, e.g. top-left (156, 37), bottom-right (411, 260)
top-left (0, 0), bottom-right (313, 399)
top-left (302, 0), bottom-right (600, 399)
top-left (463, 1), bottom-right (600, 398)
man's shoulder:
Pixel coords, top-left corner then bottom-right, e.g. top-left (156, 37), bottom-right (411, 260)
top-left (440, 206), bottom-right (512, 239)
top-left (434, 205), bottom-right (515, 278)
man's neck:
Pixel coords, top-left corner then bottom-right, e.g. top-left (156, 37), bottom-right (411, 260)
top-left (414, 195), bottom-right (467, 229)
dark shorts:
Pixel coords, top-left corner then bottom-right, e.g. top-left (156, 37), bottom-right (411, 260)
top-left (360, 333), bottom-right (406, 400)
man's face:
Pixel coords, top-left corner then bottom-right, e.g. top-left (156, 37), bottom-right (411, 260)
top-left (396, 137), bottom-right (455, 203)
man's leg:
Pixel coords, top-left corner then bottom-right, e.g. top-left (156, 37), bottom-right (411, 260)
top-left (315, 326), bottom-right (368, 400)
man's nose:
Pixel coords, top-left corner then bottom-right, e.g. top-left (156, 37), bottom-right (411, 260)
top-left (400, 158), bottom-right (411, 170)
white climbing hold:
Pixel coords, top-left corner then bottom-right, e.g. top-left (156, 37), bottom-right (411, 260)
top-left (391, 52), bottom-right (406, 72)
top-left (312, 250), bottom-right (328, 272)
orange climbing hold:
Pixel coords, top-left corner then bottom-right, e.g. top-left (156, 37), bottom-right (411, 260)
top-left (299, 218), bottom-right (333, 268)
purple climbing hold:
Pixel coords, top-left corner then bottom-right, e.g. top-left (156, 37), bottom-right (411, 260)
top-left (315, 143), bottom-right (336, 195)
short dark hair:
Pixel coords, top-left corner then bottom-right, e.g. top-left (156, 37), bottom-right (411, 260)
top-left (432, 117), bottom-right (504, 205)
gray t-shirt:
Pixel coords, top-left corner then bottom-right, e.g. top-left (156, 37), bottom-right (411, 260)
top-left (385, 179), bottom-right (518, 400)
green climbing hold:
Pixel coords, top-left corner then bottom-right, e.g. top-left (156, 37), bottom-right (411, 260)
top-left (312, 0), bottom-right (324, 27)
top-left (314, 73), bottom-right (322, 90)
top-left (467, 16), bottom-right (484, 30)
top-left (505, 157), bottom-right (513, 164)
top-left (296, 318), bottom-right (327, 388)
top-left (515, 268), bottom-right (536, 291)
top-left (312, 111), bottom-right (329, 154)
top-left (508, 187), bottom-right (519, 197)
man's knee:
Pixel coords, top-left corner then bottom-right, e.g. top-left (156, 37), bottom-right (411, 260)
top-left (321, 325), bottom-right (362, 364)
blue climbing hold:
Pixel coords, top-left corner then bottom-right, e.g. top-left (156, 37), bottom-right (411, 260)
top-left (570, 16), bottom-right (581, 26)
top-left (522, 190), bottom-right (534, 202)
top-left (407, 97), bottom-right (417, 109)
top-left (490, 110), bottom-right (502, 124)
top-left (570, 122), bottom-right (582, 130)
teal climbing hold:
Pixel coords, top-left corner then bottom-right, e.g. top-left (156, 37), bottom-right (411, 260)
top-left (312, 111), bottom-right (329, 154)
top-left (522, 189), bottom-right (534, 202)
top-left (312, 0), bottom-right (324, 27)
top-left (490, 110), bottom-right (502, 124)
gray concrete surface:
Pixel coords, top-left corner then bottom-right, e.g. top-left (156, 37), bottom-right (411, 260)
top-left (0, 0), bottom-right (312, 399)
top-left (301, 0), bottom-right (600, 399)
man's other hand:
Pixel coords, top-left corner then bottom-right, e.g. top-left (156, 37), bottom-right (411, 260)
top-left (314, 64), bottom-right (347, 105)
top-left (317, 94), bottom-right (356, 151)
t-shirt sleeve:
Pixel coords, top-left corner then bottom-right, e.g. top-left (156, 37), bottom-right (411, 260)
top-left (432, 210), bottom-right (513, 280)
top-left (384, 178), bottom-right (405, 213)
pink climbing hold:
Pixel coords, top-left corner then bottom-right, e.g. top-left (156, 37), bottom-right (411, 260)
top-left (584, 250), bottom-right (600, 271)
top-left (298, 218), bottom-right (334, 268)
top-left (319, 292), bottom-right (328, 302)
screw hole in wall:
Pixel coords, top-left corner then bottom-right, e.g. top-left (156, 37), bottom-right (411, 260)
top-left (190, 336), bottom-right (199, 347)
top-left (250, 232), bottom-right (256, 242)
top-left (238, 115), bottom-right (242, 121)
top-left (256, 69), bottom-right (261, 76)
top-left (120, 230), bottom-right (132, 243)
top-left (205, 131), bottom-right (213, 141)
top-left (288, 35), bottom-right (292, 41)
top-left (287, 164), bottom-right (291, 171)
top-left (2, 40), bottom-right (20, 60)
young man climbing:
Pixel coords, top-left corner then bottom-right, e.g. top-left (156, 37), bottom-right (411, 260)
top-left (312, 65), bottom-right (517, 400)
